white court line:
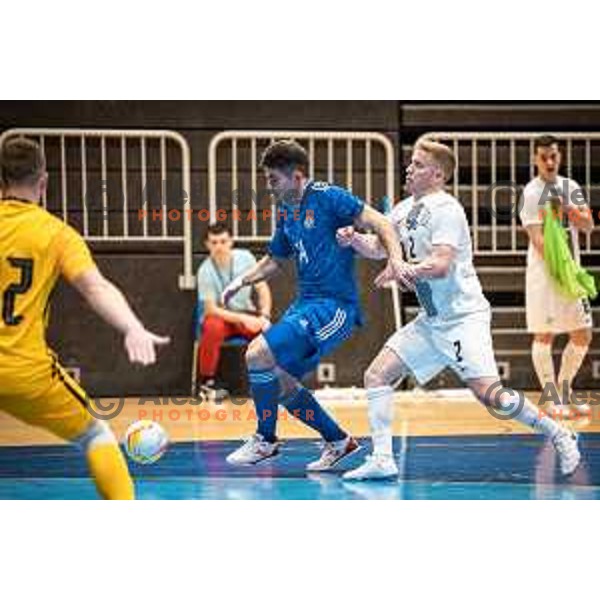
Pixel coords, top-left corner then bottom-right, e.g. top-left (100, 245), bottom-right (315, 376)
top-left (397, 419), bottom-right (409, 489)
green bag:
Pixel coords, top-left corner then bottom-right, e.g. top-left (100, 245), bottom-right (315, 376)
top-left (543, 203), bottom-right (597, 300)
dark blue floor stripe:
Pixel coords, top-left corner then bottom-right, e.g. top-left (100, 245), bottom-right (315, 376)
top-left (1, 477), bottom-right (599, 500)
top-left (1, 434), bottom-right (599, 489)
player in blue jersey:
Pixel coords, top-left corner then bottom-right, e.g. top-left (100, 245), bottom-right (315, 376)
top-left (221, 140), bottom-right (408, 469)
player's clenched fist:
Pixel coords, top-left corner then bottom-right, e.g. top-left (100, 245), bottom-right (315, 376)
top-left (336, 226), bottom-right (355, 247)
top-left (240, 314), bottom-right (271, 334)
top-left (374, 258), bottom-right (416, 291)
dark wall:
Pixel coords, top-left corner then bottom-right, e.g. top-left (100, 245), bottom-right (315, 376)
top-left (47, 255), bottom-right (194, 396)
top-left (5, 100), bottom-right (600, 132)
top-left (0, 101), bottom-right (400, 130)
top-left (402, 102), bottom-right (600, 134)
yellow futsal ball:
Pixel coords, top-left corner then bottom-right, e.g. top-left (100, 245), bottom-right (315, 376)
top-left (124, 420), bottom-right (169, 464)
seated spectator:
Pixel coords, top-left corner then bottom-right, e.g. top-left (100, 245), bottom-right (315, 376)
top-left (196, 223), bottom-right (272, 400)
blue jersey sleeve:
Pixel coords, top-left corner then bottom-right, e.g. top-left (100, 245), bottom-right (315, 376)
top-left (267, 219), bottom-right (293, 259)
top-left (329, 187), bottom-right (365, 227)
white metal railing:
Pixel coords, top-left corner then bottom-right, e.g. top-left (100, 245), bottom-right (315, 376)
top-left (423, 132), bottom-right (599, 256)
top-left (0, 128), bottom-right (195, 289)
top-left (208, 130), bottom-right (401, 327)
top-left (208, 130), bottom-right (395, 240)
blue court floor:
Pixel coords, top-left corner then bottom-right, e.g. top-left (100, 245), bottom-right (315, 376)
top-left (1, 434), bottom-right (600, 499)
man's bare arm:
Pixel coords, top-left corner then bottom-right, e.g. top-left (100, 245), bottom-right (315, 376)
top-left (526, 224), bottom-right (545, 258)
top-left (222, 256), bottom-right (283, 306)
top-left (255, 281), bottom-right (272, 318)
top-left (412, 244), bottom-right (456, 279)
top-left (352, 204), bottom-right (416, 289)
top-left (354, 205), bottom-right (403, 262)
top-left (569, 206), bottom-right (594, 233)
top-left (242, 255), bottom-right (282, 285)
top-left (337, 226), bottom-right (388, 260)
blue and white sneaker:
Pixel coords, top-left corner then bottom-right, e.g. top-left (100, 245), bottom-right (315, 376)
top-left (552, 429), bottom-right (581, 476)
top-left (306, 436), bottom-right (360, 472)
top-left (226, 433), bottom-right (281, 466)
top-left (342, 454), bottom-right (398, 481)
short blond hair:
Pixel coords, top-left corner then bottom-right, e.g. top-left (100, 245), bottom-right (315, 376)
top-left (415, 138), bottom-right (456, 182)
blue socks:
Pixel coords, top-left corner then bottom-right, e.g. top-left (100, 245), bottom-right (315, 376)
top-left (249, 370), bottom-right (347, 444)
top-left (284, 387), bottom-right (346, 442)
top-left (248, 369), bottom-right (280, 443)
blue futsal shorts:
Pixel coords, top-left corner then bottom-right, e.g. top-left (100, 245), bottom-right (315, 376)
top-left (263, 298), bottom-right (360, 380)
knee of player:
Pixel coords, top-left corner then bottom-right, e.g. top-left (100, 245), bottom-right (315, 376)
top-left (202, 315), bottom-right (226, 335)
top-left (364, 366), bottom-right (387, 389)
top-left (491, 390), bottom-right (520, 411)
top-left (570, 328), bottom-right (592, 347)
top-left (278, 374), bottom-right (299, 399)
top-left (72, 420), bottom-right (118, 453)
top-left (245, 336), bottom-right (268, 369)
top-left (533, 333), bottom-right (554, 346)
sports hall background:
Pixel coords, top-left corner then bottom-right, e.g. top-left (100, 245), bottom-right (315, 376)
top-left (2, 100), bottom-right (599, 398)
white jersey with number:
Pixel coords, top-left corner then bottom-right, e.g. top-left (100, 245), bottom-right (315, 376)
top-left (384, 190), bottom-right (497, 384)
top-left (389, 190), bottom-right (490, 322)
top-left (519, 176), bottom-right (592, 333)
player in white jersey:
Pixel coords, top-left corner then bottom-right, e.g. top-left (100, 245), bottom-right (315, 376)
top-left (520, 136), bottom-right (594, 418)
top-left (338, 139), bottom-right (581, 480)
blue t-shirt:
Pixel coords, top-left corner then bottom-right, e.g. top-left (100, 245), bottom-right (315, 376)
top-left (197, 248), bottom-right (257, 313)
top-left (268, 181), bottom-right (365, 307)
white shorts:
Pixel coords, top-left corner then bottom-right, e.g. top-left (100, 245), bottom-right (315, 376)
top-left (385, 310), bottom-right (499, 385)
top-left (526, 263), bottom-right (593, 334)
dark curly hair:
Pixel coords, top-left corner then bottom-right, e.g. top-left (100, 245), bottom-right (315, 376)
top-left (205, 223), bottom-right (231, 239)
top-left (260, 140), bottom-right (309, 175)
top-left (534, 135), bottom-right (560, 152)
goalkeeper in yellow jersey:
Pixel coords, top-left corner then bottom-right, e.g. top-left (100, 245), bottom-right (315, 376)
top-left (0, 138), bottom-right (170, 499)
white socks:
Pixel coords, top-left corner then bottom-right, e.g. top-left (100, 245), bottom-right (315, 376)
top-left (532, 341), bottom-right (556, 390)
top-left (558, 341), bottom-right (588, 393)
top-left (498, 390), bottom-right (560, 439)
top-left (521, 399), bottom-right (561, 438)
top-left (367, 386), bottom-right (394, 457)
top-left (533, 339), bottom-right (588, 403)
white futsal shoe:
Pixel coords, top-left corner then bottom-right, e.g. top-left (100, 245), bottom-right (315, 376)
top-left (548, 402), bottom-right (590, 420)
top-left (306, 436), bottom-right (360, 472)
top-left (226, 433), bottom-right (281, 466)
top-left (567, 389), bottom-right (592, 417)
top-left (342, 454), bottom-right (399, 481)
top-left (552, 429), bottom-right (581, 476)
top-left (547, 388), bottom-right (591, 420)
top-left (572, 402), bottom-right (592, 417)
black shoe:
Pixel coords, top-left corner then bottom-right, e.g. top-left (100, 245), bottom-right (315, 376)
top-left (198, 382), bottom-right (229, 404)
